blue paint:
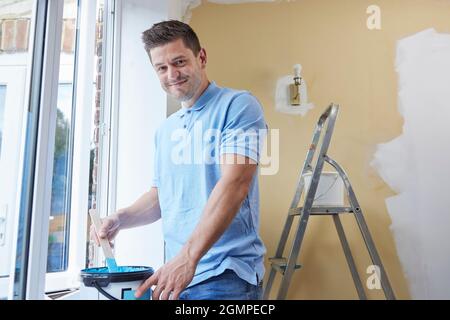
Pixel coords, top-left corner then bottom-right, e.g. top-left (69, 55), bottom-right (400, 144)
top-left (83, 266), bottom-right (150, 274)
top-left (106, 257), bottom-right (119, 273)
top-left (80, 266), bottom-right (154, 300)
top-left (122, 288), bottom-right (151, 300)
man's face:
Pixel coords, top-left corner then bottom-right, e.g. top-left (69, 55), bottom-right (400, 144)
top-left (150, 38), bottom-right (206, 102)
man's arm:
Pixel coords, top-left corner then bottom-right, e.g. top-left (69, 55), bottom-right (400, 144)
top-left (93, 187), bottom-right (161, 244)
top-left (117, 186), bottom-right (162, 229)
top-left (135, 154), bottom-right (257, 300)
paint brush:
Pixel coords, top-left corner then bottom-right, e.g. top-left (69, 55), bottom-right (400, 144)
top-left (89, 209), bottom-right (119, 273)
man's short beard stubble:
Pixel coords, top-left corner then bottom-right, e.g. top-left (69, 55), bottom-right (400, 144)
top-left (166, 74), bottom-right (201, 103)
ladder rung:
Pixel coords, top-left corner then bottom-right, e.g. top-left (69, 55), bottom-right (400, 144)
top-left (304, 166), bottom-right (313, 173)
top-left (269, 257), bottom-right (302, 274)
top-left (289, 206), bottom-right (354, 216)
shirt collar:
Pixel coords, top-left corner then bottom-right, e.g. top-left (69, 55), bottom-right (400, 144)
top-left (178, 81), bottom-right (219, 117)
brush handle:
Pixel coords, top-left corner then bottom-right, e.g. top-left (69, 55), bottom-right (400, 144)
top-left (89, 209), bottom-right (115, 260)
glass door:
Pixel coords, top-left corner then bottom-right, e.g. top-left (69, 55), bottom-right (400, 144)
top-left (0, 0), bottom-right (38, 299)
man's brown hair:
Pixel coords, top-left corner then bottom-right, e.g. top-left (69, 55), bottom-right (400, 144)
top-left (142, 20), bottom-right (201, 59)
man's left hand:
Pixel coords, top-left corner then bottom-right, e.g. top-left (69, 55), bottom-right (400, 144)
top-left (135, 250), bottom-right (196, 300)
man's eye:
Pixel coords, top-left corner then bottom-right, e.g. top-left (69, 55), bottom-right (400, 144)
top-left (175, 60), bottom-right (185, 66)
top-left (158, 66), bottom-right (167, 72)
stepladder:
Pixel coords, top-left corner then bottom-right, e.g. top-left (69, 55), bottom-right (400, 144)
top-left (263, 104), bottom-right (396, 300)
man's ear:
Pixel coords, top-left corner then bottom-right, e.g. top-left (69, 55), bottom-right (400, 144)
top-left (199, 48), bottom-right (207, 67)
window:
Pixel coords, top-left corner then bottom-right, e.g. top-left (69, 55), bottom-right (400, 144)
top-left (45, 0), bottom-right (115, 293)
top-left (46, 0), bottom-right (78, 274)
top-left (0, 0), bottom-right (36, 299)
top-left (86, 0), bottom-right (117, 270)
top-left (0, 0), bottom-right (118, 299)
top-left (0, 85), bottom-right (5, 155)
top-left (0, 85), bottom-right (6, 258)
top-left (47, 83), bottom-right (74, 272)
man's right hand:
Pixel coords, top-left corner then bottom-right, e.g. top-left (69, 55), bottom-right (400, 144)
top-left (89, 187), bottom-right (161, 247)
top-left (90, 213), bottom-right (121, 247)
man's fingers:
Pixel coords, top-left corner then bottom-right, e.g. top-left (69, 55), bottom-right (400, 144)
top-left (98, 221), bottom-right (109, 238)
top-left (160, 287), bottom-right (172, 300)
top-left (152, 283), bottom-right (164, 300)
top-left (171, 289), bottom-right (182, 300)
top-left (90, 226), bottom-right (100, 246)
top-left (135, 274), bottom-right (157, 298)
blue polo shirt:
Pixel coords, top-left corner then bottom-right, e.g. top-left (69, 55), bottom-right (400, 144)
top-left (152, 81), bottom-right (266, 287)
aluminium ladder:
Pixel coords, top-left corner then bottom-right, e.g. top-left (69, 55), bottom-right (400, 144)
top-left (263, 104), bottom-right (396, 300)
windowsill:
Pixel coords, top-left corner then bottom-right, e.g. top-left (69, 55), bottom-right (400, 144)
top-left (46, 288), bottom-right (80, 300)
top-left (0, 277), bottom-right (9, 299)
top-left (45, 270), bottom-right (80, 293)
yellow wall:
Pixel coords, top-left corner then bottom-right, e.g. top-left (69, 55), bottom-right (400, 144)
top-left (190, 0), bottom-right (450, 299)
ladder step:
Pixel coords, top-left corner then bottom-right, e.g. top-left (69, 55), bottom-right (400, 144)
top-left (289, 206), bottom-right (354, 216)
top-left (269, 257), bottom-right (302, 275)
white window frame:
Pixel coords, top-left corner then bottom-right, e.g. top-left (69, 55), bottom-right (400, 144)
top-left (0, 65), bottom-right (28, 298)
top-left (88, 0), bottom-right (122, 272)
top-left (44, 0), bottom-right (122, 293)
top-left (26, 0), bottom-right (119, 295)
top-left (23, 0), bottom-right (65, 300)
top-left (97, 0), bottom-right (121, 224)
top-left (6, 0), bottom-right (45, 300)
top-left (44, 0), bottom-right (100, 293)
top-left (6, 0), bottom-right (160, 299)
top-left (5, 0), bottom-right (100, 298)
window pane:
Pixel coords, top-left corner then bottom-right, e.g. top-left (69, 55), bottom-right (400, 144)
top-left (46, 0), bottom-right (78, 273)
top-left (48, 84), bottom-right (73, 272)
top-left (0, 85), bottom-right (5, 154)
top-left (0, 0), bottom-right (35, 298)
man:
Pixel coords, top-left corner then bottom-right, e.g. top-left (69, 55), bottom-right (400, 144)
top-left (91, 20), bottom-right (267, 300)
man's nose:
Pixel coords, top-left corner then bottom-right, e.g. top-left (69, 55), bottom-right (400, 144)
top-left (167, 66), bottom-right (180, 81)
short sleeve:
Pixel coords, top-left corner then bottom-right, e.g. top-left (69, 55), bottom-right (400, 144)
top-left (220, 93), bottom-right (267, 163)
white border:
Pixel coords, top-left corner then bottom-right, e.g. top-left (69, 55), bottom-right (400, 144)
top-left (0, 67), bottom-right (27, 298)
top-left (107, 0), bottom-right (122, 219)
top-left (26, 0), bottom-right (64, 300)
top-left (91, 0), bottom-right (121, 269)
top-left (44, 0), bottom-right (98, 293)
top-left (7, 0), bottom-right (40, 301)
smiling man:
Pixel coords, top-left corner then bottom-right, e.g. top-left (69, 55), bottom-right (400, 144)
top-left (91, 20), bottom-right (267, 300)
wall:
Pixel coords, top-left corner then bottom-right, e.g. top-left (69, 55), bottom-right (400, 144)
top-left (372, 28), bottom-right (450, 299)
top-left (114, 0), bottom-right (169, 269)
top-left (190, 0), bottom-right (450, 299)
